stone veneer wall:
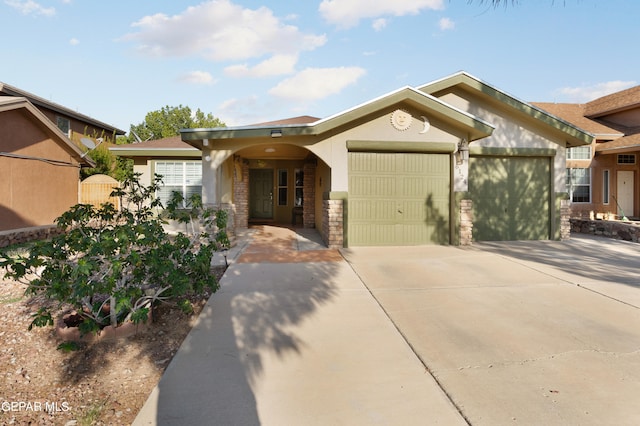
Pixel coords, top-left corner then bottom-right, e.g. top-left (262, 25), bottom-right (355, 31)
top-left (322, 199), bottom-right (343, 249)
top-left (0, 225), bottom-right (66, 248)
top-left (459, 199), bottom-right (473, 246)
top-left (303, 162), bottom-right (315, 228)
top-left (233, 156), bottom-right (249, 229)
top-left (570, 218), bottom-right (640, 243)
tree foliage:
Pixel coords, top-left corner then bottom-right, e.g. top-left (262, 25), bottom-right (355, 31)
top-left (128, 105), bottom-right (225, 143)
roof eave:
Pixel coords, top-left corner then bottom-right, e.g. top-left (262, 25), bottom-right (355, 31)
top-left (181, 86), bottom-right (494, 143)
top-left (418, 71), bottom-right (594, 147)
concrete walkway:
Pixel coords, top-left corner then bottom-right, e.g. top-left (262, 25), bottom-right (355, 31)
top-left (134, 226), bottom-right (465, 425)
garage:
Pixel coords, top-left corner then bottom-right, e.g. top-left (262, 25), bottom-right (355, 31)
top-left (348, 151), bottom-right (451, 246)
top-left (468, 155), bottom-right (552, 241)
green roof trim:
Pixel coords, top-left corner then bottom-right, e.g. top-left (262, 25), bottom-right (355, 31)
top-left (181, 86), bottom-right (494, 144)
top-left (347, 140), bottom-right (456, 153)
top-left (470, 147), bottom-right (557, 157)
top-left (109, 147), bottom-right (200, 158)
top-left (418, 72), bottom-right (594, 147)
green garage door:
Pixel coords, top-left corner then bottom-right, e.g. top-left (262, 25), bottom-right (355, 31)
top-left (348, 152), bottom-right (450, 246)
top-left (469, 156), bottom-right (551, 241)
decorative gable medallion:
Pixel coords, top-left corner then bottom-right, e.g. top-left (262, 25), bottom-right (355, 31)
top-left (390, 109), bottom-right (412, 131)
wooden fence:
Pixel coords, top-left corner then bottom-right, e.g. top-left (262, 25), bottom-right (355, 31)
top-left (80, 174), bottom-right (120, 209)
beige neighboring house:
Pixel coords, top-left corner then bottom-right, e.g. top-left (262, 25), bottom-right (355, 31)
top-left (0, 82), bottom-right (125, 235)
top-left (534, 85), bottom-right (640, 220)
top-left (113, 72), bottom-right (593, 247)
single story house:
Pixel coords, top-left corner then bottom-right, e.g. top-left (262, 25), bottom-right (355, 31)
top-left (112, 72), bottom-right (593, 247)
top-left (533, 85), bottom-right (640, 220)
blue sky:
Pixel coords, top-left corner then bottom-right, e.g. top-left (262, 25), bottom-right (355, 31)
top-left (2, 0), bottom-right (637, 133)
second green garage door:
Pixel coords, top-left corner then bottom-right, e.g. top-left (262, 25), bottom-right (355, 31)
top-left (468, 156), bottom-right (552, 241)
top-left (348, 152), bottom-right (450, 246)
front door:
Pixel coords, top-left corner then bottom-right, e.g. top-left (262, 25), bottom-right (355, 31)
top-left (250, 169), bottom-right (274, 219)
top-left (617, 170), bottom-right (634, 218)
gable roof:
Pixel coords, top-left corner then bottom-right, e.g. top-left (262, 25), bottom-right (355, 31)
top-left (181, 86), bottom-right (495, 145)
top-left (418, 71), bottom-right (594, 147)
top-left (531, 102), bottom-right (624, 139)
top-left (0, 97), bottom-right (95, 167)
top-left (109, 135), bottom-right (200, 158)
top-left (584, 85), bottom-right (640, 118)
top-left (0, 82), bottom-right (126, 136)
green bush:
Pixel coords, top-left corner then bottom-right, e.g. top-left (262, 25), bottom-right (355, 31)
top-left (0, 172), bottom-right (229, 335)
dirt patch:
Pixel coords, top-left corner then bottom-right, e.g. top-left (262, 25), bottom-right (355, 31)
top-left (0, 266), bottom-right (226, 425)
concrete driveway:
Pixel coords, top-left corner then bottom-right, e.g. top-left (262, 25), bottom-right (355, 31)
top-left (341, 234), bottom-right (640, 425)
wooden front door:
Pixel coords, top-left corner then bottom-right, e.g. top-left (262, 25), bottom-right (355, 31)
top-left (250, 169), bottom-right (274, 219)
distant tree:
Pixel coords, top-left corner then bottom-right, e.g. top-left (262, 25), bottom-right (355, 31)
top-left (128, 105), bottom-right (225, 143)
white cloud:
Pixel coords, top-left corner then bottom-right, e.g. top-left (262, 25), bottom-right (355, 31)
top-left (5, 0), bottom-right (55, 16)
top-left (372, 18), bottom-right (387, 31)
top-left (439, 17), bottom-right (455, 31)
top-left (69, 38), bottom-right (79, 46)
top-left (224, 54), bottom-right (298, 78)
top-left (178, 71), bottom-right (216, 85)
top-left (556, 80), bottom-right (637, 103)
top-left (217, 95), bottom-right (267, 126)
top-left (123, 0), bottom-right (326, 78)
top-left (269, 67), bottom-right (366, 101)
top-left (319, 0), bottom-right (444, 28)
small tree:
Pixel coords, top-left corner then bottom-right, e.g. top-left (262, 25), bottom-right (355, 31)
top-left (0, 172), bottom-right (228, 336)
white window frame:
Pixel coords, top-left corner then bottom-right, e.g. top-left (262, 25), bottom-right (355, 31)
top-left (154, 161), bottom-right (202, 207)
top-left (566, 167), bottom-right (591, 203)
top-left (617, 154), bottom-right (636, 165)
top-left (566, 146), bottom-right (591, 160)
top-left (277, 169), bottom-right (288, 206)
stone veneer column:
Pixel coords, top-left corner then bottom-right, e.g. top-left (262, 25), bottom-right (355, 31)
top-left (459, 199), bottom-right (473, 246)
top-left (233, 156), bottom-right (249, 229)
top-left (303, 162), bottom-right (316, 228)
top-left (560, 199), bottom-right (571, 240)
top-left (322, 198), bottom-right (344, 249)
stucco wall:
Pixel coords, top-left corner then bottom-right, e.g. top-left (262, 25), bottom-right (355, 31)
top-left (309, 105), bottom-right (462, 192)
top-left (0, 109), bottom-right (81, 231)
top-left (437, 90), bottom-right (568, 192)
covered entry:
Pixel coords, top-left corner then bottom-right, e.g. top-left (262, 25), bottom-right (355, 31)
top-left (348, 151), bottom-right (451, 246)
top-left (468, 154), bottom-right (552, 241)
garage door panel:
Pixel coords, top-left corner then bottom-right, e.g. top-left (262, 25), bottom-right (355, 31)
top-left (348, 152), bottom-right (450, 246)
top-left (469, 156), bottom-right (550, 241)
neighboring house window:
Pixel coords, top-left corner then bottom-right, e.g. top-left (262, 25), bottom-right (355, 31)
top-left (617, 154), bottom-right (636, 165)
top-left (155, 161), bottom-right (202, 207)
top-left (278, 169), bottom-right (288, 206)
top-left (603, 170), bottom-right (610, 205)
top-left (294, 168), bottom-right (304, 207)
top-left (566, 146), bottom-right (591, 160)
top-left (56, 116), bottom-right (71, 137)
top-left (566, 168), bottom-right (591, 203)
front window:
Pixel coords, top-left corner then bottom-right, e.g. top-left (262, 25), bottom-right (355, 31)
top-left (155, 161), bottom-right (202, 207)
top-left (566, 146), bottom-right (591, 160)
top-left (566, 168), bottom-right (591, 203)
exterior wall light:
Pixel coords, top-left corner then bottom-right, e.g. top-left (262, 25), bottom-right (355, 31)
top-left (271, 130), bottom-right (283, 138)
top-left (456, 139), bottom-right (469, 165)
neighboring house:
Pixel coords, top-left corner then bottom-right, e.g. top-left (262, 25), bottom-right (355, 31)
top-left (0, 82), bottom-right (125, 146)
top-left (534, 85), bottom-right (640, 220)
top-left (112, 72), bottom-right (593, 247)
top-left (0, 83), bottom-right (126, 234)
